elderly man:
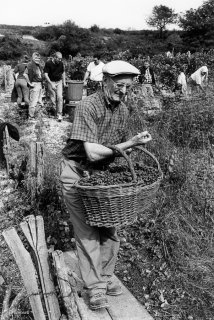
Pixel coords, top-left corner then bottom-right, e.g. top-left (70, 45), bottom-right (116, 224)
top-left (60, 60), bottom-right (152, 310)
top-left (27, 52), bottom-right (43, 120)
top-left (44, 52), bottom-right (66, 122)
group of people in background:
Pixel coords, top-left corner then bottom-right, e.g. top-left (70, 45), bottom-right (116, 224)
top-left (13, 51), bottom-right (66, 122)
top-left (83, 55), bottom-right (209, 99)
top-left (12, 50), bottom-right (209, 123)
top-left (176, 65), bottom-right (208, 97)
top-left (138, 60), bottom-right (208, 98)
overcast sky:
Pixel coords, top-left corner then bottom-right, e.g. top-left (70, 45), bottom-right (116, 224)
top-left (1, 0), bottom-right (204, 30)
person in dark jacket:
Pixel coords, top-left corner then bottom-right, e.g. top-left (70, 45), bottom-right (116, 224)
top-left (44, 52), bottom-right (66, 122)
top-left (138, 60), bottom-right (156, 97)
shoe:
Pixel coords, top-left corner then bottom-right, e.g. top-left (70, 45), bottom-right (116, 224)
top-left (106, 280), bottom-right (122, 296)
top-left (89, 292), bottom-right (109, 310)
top-left (57, 114), bottom-right (63, 122)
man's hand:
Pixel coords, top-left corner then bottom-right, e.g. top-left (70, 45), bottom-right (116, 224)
top-left (131, 131), bottom-right (152, 145)
top-left (51, 83), bottom-right (56, 91)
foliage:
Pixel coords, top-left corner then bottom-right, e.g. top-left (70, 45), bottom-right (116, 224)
top-left (158, 96), bottom-right (214, 149)
top-left (179, 0), bottom-right (214, 50)
top-left (90, 24), bottom-right (100, 33)
top-left (121, 86), bottom-right (214, 319)
top-left (147, 5), bottom-right (177, 37)
top-left (113, 28), bottom-right (124, 34)
top-left (0, 36), bottom-right (31, 60)
top-left (66, 53), bottom-right (91, 80)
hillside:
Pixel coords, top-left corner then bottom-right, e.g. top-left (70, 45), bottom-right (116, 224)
top-left (0, 19), bottom-right (213, 62)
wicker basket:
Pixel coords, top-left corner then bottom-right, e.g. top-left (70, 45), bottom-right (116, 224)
top-left (75, 146), bottom-right (163, 227)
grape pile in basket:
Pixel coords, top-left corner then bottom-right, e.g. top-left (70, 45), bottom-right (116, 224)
top-left (78, 162), bottom-right (160, 186)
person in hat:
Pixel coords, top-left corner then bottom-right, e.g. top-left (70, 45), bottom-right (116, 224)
top-left (44, 51), bottom-right (66, 122)
top-left (60, 60), bottom-right (152, 310)
top-left (27, 52), bottom-right (44, 120)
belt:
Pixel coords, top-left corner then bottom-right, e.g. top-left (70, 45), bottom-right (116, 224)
top-left (68, 157), bottom-right (108, 171)
top-left (67, 158), bottom-right (88, 168)
top-left (69, 157), bottom-right (85, 163)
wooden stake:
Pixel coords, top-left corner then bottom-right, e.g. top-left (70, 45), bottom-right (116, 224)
top-left (2, 228), bottom-right (46, 320)
top-left (3, 125), bottom-right (10, 174)
top-left (4, 66), bottom-right (7, 91)
top-left (20, 215), bottom-right (61, 320)
top-left (29, 142), bottom-right (45, 200)
top-left (36, 142), bottom-right (44, 192)
top-left (29, 141), bottom-right (37, 201)
top-left (52, 250), bottom-right (80, 320)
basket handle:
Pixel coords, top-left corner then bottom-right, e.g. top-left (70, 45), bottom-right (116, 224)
top-left (134, 146), bottom-right (162, 173)
top-left (108, 145), bottom-right (137, 182)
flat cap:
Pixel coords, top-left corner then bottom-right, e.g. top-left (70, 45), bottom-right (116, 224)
top-left (102, 60), bottom-right (140, 76)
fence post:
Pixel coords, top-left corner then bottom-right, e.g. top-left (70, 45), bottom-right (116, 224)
top-left (36, 141), bottom-right (45, 191)
top-left (52, 251), bottom-right (81, 320)
top-left (3, 66), bottom-right (7, 91)
top-left (29, 141), bottom-right (45, 200)
top-left (3, 125), bottom-right (11, 174)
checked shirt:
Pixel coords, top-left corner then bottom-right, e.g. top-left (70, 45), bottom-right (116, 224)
top-left (62, 90), bottom-right (129, 160)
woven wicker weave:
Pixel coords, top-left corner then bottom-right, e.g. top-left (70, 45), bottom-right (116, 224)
top-left (75, 146), bottom-right (163, 227)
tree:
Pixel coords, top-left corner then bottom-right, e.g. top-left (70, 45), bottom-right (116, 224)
top-left (90, 24), bottom-right (100, 33)
top-left (179, 0), bottom-right (214, 33)
top-left (147, 5), bottom-right (177, 38)
top-left (179, 0), bottom-right (214, 50)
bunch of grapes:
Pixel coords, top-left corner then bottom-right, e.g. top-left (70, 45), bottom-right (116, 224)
top-left (78, 162), bottom-right (160, 186)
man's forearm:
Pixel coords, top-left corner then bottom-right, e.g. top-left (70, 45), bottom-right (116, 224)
top-left (44, 73), bottom-right (51, 84)
top-left (84, 71), bottom-right (89, 82)
top-left (62, 72), bottom-right (66, 85)
top-left (84, 138), bottom-right (147, 162)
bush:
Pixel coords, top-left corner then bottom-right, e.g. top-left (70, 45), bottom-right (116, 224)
top-left (0, 36), bottom-right (31, 60)
top-left (157, 97), bottom-right (214, 148)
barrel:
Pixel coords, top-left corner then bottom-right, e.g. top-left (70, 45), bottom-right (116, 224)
top-left (66, 80), bottom-right (84, 101)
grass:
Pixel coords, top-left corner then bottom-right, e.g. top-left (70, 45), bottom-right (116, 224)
top-left (120, 89), bottom-right (214, 319)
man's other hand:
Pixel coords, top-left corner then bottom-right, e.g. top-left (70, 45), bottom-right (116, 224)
top-left (131, 131), bottom-right (152, 145)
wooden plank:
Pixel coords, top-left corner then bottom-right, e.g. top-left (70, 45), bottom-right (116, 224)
top-left (63, 251), bottom-right (111, 320)
top-left (2, 228), bottom-right (46, 320)
top-left (63, 251), bottom-right (154, 320)
top-left (107, 277), bottom-right (154, 320)
top-left (20, 215), bottom-right (61, 320)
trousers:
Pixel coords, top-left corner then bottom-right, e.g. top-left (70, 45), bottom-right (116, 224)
top-left (60, 158), bottom-right (120, 294)
top-left (29, 82), bottom-right (43, 118)
top-left (15, 78), bottom-right (29, 106)
top-left (47, 80), bottom-right (63, 115)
